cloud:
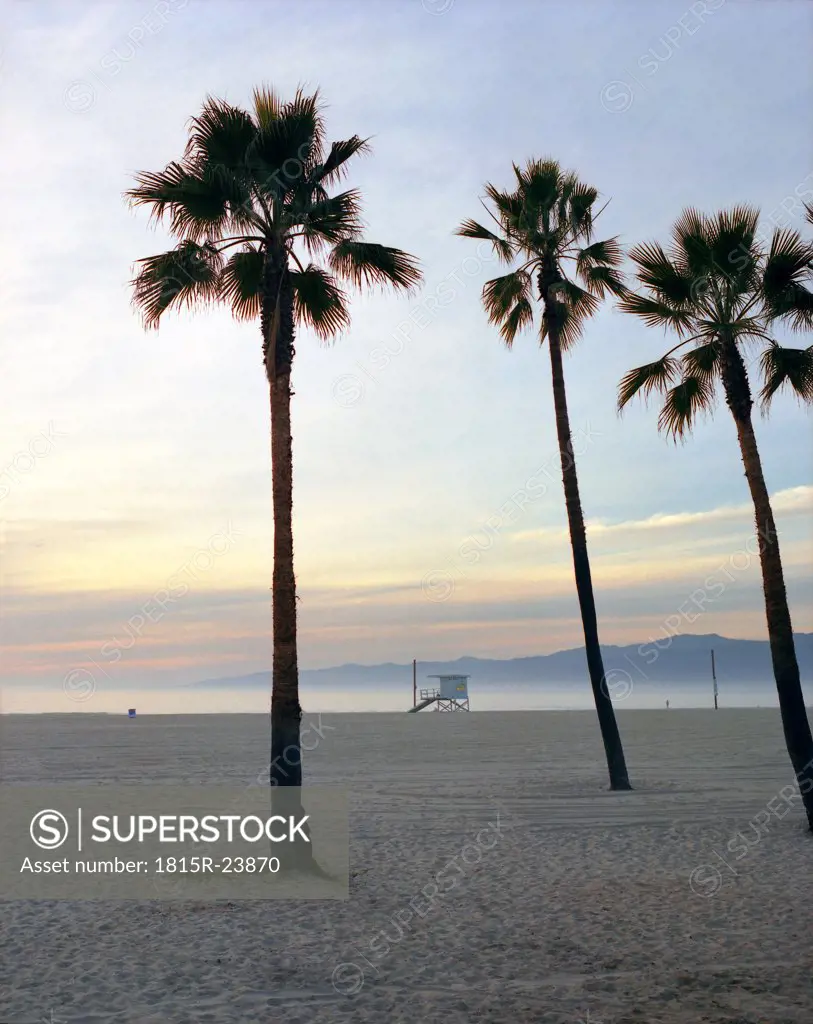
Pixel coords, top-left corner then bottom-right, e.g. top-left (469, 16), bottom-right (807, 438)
top-left (591, 485), bottom-right (812, 534)
top-left (511, 485), bottom-right (812, 545)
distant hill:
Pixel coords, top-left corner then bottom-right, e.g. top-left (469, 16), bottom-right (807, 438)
top-left (189, 632), bottom-right (813, 690)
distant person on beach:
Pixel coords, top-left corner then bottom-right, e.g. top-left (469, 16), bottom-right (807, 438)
top-left (665, 700), bottom-right (670, 710)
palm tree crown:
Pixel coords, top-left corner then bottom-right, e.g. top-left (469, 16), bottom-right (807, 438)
top-left (127, 87), bottom-right (421, 358)
top-left (618, 206), bottom-right (813, 435)
top-left (456, 158), bottom-right (626, 346)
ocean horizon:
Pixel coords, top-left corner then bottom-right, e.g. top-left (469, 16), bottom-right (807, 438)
top-left (2, 679), bottom-right (808, 715)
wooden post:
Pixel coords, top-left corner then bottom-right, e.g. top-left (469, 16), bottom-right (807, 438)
top-left (711, 648), bottom-right (718, 710)
top-left (412, 659), bottom-right (417, 708)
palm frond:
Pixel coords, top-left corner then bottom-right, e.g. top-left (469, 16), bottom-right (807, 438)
top-left (629, 239), bottom-right (673, 274)
top-left (617, 356), bottom-right (680, 411)
top-left (482, 272), bottom-right (532, 327)
top-left (249, 88), bottom-right (325, 196)
top-left (560, 279), bottom-right (600, 321)
top-left (806, 201), bottom-right (813, 226)
top-left (627, 241), bottom-right (696, 308)
top-left (219, 246), bottom-right (263, 320)
top-left (184, 97), bottom-right (256, 179)
top-left (579, 263), bottom-right (626, 300)
top-left (252, 85), bottom-right (283, 129)
top-left (707, 205), bottom-right (760, 283)
top-left (671, 207), bottom-right (711, 279)
top-left (483, 183), bottom-right (526, 232)
top-left (575, 237), bottom-right (623, 272)
top-left (456, 219), bottom-right (515, 263)
top-left (554, 302), bottom-right (589, 350)
top-left (311, 136), bottom-right (371, 184)
top-left (657, 375), bottom-right (716, 440)
top-left (514, 158), bottom-right (561, 199)
top-left (290, 265), bottom-right (350, 339)
top-left (565, 180), bottom-right (598, 243)
top-left (131, 241), bottom-right (222, 328)
top-left (283, 87), bottom-right (324, 151)
top-left (499, 298), bottom-right (534, 346)
top-left (617, 291), bottom-right (694, 334)
top-left (514, 158), bottom-right (562, 229)
top-left (539, 279), bottom-right (599, 350)
top-left (555, 172), bottom-right (578, 239)
top-left (761, 227), bottom-right (813, 331)
top-left (759, 342), bottom-right (813, 407)
top-left (293, 189), bottom-right (364, 247)
top-left (328, 240), bottom-right (422, 291)
top-left (681, 340), bottom-right (720, 382)
top-left (126, 162), bottom-right (231, 240)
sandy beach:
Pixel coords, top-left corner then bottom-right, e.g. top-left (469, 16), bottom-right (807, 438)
top-left (2, 708), bottom-right (812, 1023)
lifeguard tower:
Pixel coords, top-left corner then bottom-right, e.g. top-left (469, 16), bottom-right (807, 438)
top-left (408, 674), bottom-right (470, 713)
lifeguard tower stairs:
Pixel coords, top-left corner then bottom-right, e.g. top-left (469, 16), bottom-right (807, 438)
top-left (408, 674), bottom-right (470, 712)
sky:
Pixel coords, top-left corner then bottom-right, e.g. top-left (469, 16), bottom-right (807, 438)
top-left (1, 0), bottom-right (812, 709)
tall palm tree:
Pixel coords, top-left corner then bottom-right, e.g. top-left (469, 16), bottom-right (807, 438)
top-left (458, 158), bottom-right (632, 790)
top-left (127, 88), bottom-right (421, 787)
top-left (618, 206), bottom-right (813, 827)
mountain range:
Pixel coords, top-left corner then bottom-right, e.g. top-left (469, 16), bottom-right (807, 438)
top-left (189, 632), bottom-right (813, 690)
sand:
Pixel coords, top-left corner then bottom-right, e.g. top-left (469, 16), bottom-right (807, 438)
top-left (1, 708), bottom-right (812, 1023)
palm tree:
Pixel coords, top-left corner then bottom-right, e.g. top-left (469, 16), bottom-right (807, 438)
top-left (458, 159), bottom-right (632, 790)
top-left (127, 88), bottom-right (421, 787)
top-left (618, 206), bottom-right (813, 828)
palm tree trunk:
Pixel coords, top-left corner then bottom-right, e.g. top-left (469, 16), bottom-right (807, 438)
top-left (269, 370), bottom-right (302, 787)
top-left (262, 253), bottom-right (302, 789)
top-left (543, 287), bottom-right (632, 790)
top-left (719, 342), bottom-right (813, 830)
